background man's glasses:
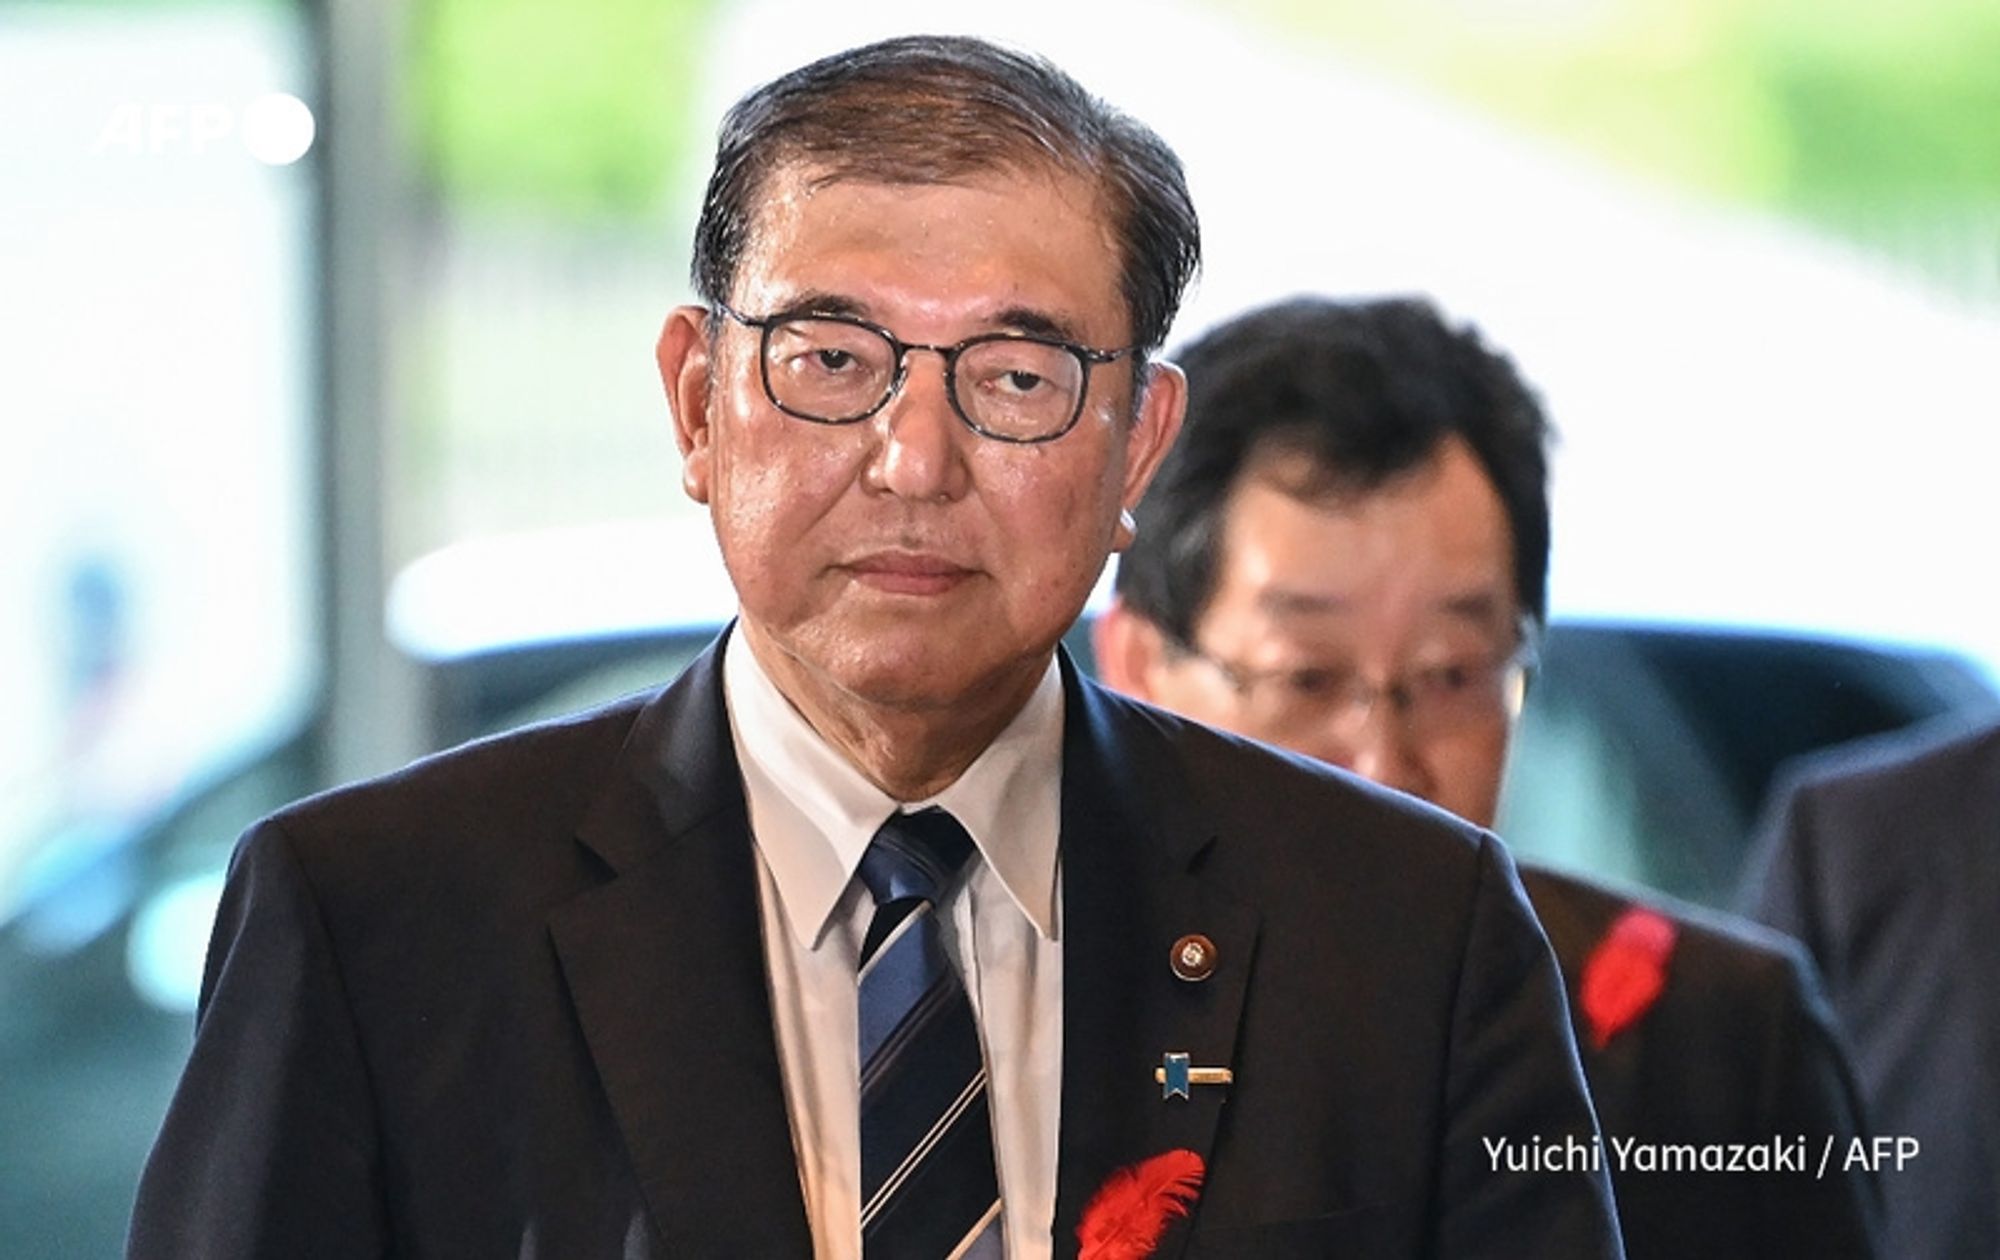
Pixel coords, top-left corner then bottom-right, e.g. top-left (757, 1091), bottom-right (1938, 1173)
top-left (715, 303), bottom-right (1132, 444)
top-left (1173, 626), bottom-right (1540, 744)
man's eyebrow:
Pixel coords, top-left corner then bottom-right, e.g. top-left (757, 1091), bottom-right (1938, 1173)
top-left (1258, 587), bottom-right (1510, 624)
top-left (991, 306), bottom-right (1085, 343)
top-left (1257, 588), bottom-right (1351, 616)
top-left (1433, 591), bottom-right (1510, 625)
top-left (763, 290), bottom-right (867, 321)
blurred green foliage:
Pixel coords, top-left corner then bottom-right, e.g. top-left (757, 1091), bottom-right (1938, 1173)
top-left (411, 0), bottom-right (713, 217)
top-left (1235, 0), bottom-right (2000, 217)
top-left (407, 0), bottom-right (1997, 225)
top-left (1750, 0), bottom-right (2000, 207)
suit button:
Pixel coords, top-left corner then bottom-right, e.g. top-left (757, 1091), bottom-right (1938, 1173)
top-left (1170, 933), bottom-right (1217, 982)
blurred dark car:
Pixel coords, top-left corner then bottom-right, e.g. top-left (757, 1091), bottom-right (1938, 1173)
top-left (3, 616), bottom-right (1995, 1257)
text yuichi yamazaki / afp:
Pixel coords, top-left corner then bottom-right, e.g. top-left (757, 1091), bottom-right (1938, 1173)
top-left (1481, 1133), bottom-right (1920, 1177)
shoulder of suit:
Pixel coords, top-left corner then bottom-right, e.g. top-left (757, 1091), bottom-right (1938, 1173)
top-left (1520, 863), bottom-right (1816, 997)
top-left (1786, 714), bottom-right (2000, 806)
top-left (265, 687), bottom-right (658, 849)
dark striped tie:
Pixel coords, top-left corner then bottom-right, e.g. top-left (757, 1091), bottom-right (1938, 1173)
top-left (857, 808), bottom-right (1004, 1259)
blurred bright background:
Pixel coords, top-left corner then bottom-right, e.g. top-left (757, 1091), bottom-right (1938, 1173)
top-left (4, 0), bottom-right (1999, 1253)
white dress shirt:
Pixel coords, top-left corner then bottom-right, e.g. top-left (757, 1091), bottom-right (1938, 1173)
top-left (721, 626), bottom-right (1065, 1260)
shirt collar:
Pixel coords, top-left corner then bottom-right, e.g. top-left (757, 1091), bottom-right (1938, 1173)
top-left (722, 624), bottom-right (1064, 951)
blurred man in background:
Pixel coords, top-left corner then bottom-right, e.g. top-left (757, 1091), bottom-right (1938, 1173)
top-left (1096, 294), bottom-right (1880, 1258)
top-left (1745, 717), bottom-right (2000, 1260)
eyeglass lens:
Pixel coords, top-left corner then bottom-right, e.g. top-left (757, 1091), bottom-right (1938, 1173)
top-left (762, 317), bottom-right (1086, 440)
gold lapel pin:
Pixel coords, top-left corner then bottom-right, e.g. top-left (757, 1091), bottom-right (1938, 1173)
top-left (1157, 1051), bottom-right (1233, 1099)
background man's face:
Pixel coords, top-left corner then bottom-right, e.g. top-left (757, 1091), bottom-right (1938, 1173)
top-left (663, 161), bottom-right (1181, 718)
top-left (1131, 436), bottom-right (1523, 826)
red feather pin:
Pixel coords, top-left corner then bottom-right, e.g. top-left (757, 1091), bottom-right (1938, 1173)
top-left (1077, 1148), bottom-right (1206, 1260)
top-left (1578, 906), bottom-right (1678, 1051)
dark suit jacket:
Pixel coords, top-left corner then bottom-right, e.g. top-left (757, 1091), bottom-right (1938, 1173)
top-left (1519, 866), bottom-right (1879, 1259)
top-left (130, 643), bottom-right (1620, 1258)
top-left (1740, 718), bottom-right (2000, 1260)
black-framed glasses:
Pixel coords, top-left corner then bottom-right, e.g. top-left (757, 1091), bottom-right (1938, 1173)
top-left (1171, 619), bottom-right (1541, 744)
top-left (714, 302), bottom-right (1134, 444)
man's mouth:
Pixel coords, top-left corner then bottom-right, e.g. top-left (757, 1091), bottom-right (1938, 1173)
top-left (842, 550), bottom-right (978, 596)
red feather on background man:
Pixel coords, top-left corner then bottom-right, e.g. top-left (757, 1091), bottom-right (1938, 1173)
top-left (1578, 905), bottom-right (1679, 1050)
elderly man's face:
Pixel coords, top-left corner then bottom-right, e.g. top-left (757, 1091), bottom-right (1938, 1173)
top-left (1110, 438), bottom-right (1526, 827)
top-left (660, 162), bottom-right (1181, 721)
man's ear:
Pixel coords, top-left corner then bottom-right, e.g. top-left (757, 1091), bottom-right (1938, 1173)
top-left (1112, 360), bottom-right (1186, 551)
top-left (1092, 597), bottom-right (1170, 701)
top-left (657, 304), bottom-right (715, 505)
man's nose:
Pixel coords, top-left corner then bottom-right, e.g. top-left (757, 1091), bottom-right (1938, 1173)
top-left (867, 353), bottom-right (971, 503)
top-left (1318, 708), bottom-right (1433, 804)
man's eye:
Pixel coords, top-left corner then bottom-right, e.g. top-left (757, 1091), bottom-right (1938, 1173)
top-left (809, 348), bottom-right (857, 372)
top-left (1281, 668), bottom-right (1347, 698)
top-left (1414, 663), bottom-right (1478, 698)
top-left (969, 364), bottom-right (1051, 398)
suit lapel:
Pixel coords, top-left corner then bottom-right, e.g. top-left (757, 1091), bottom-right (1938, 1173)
top-left (1053, 667), bottom-right (1260, 1260)
top-left (548, 640), bottom-right (812, 1255)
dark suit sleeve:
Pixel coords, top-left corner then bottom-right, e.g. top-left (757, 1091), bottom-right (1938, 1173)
top-left (1755, 947), bottom-right (1883, 1255)
top-left (128, 819), bottom-right (388, 1258)
top-left (1435, 834), bottom-right (1625, 1259)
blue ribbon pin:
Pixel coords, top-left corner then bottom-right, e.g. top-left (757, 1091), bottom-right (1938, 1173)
top-left (1161, 1052), bottom-right (1192, 1100)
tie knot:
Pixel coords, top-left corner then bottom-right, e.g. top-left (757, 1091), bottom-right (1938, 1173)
top-left (860, 807), bottom-right (976, 909)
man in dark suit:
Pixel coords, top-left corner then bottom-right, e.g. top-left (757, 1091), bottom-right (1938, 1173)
top-left (1743, 718), bottom-right (2000, 1260)
top-left (1095, 296), bottom-right (1880, 1258)
top-left (130, 39), bottom-right (1619, 1259)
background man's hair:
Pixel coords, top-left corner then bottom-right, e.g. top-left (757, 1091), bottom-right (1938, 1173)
top-left (691, 35), bottom-right (1200, 358)
top-left (1115, 295), bottom-right (1553, 642)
